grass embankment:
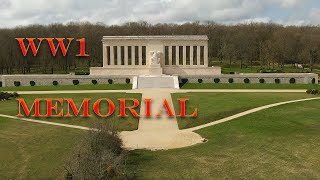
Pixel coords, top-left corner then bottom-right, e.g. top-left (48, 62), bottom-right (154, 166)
top-left (0, 84), bottom-right (132, 91)
top-left (128, 99), bottom-right (320, 179)
top-left (0, 93), bottom-right (141, 131)
top-left (172, 92), bottom-right (319, 129)
top-left (180, 83), bottom-right (319, 89)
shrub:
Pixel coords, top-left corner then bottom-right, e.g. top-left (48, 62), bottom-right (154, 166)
top-left (73, 80), bottom-right (79, 85)
top-left (306, 89), bottom-right (319, 95)
top-left (214, 78), bottom-right (220, 83)
top-left (259, 79), bottom-right (265, 84)
top-left (289, 78), bottom-right (296, 84)
top-left (30, 81), bottom-right (36, 86)
top-left (244, 78), bottom-right (250, 84)
top-left (198, 79), bottom-right (203, 83)
top-left (126, 78), bottom-right (130, 84)
top-left (14, 81), bottom-right (20, 87)
top-left (92, 80), bottom-right (98, 85)
top-left (0, 92), bottom-right (19, 100)
top-left (53, 81), bottom-right (58, 86)
top-left (181, 78), bottom-right (188, 84)
top-left (108, 79), bottom-right (113, 84)
top-left (228, 78), bottom-right (234, 83)
top-left (0, 81), bottom-right (2, 87)
top-left (275, 78), bottom-right (281, 84)
top-left (312, 78), bottom-right (316, 84)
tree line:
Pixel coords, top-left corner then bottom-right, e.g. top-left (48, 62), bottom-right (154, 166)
top-left (0, 21), bottom-right (319, 74)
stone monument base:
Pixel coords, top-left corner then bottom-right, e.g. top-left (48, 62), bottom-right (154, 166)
top-left (133, 75), bottom-right (179, 89)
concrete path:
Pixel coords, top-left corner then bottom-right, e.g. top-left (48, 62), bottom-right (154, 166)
top-left (120, 89), bottom-right (202, 150)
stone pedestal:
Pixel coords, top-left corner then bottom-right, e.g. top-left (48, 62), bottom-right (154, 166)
top-left (133, 75), bottom-right (179, 89)
top-left (149, 64), bottom-right (162, 75)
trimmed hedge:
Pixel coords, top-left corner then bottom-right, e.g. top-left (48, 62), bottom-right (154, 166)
top-left (0, 92), bottom-right (19, 100)
top-left (73, 80), bottom-right (79, 85)
top-left (214, 78), bottom-right (220, 83)
top-left (30, 81), bottom-right (36, 86)
top-left (53, 81), bottom-right (58, 86)
top-left (312, 78), bottom-right (316, 84)
top-left (126, 78), bottom-right (130, 84)
top-left (228, 78), bottom-right (234, 83)
top-left (92, 80), bottom-right (98, 85)
top-left (0, 81), bottom-right (2, 87)
top-left (244, 78), bottom-right (250, 84)
top-left (306, 89), bottom-right (319, 95)
top-left (108, 79), bottom-right (113, 84)
top-left (275, 78), bottom-right (281, 84)
top-left (289, 78), bottom-right (296, 84)
top-left (198, 79), bottom-right (203, 83)
top-left (181, 79), bottom-right (188, 84)
top-left (14, 81), bottom-right (20, 87)
top-left (259, 79), bottom-right (265, 84)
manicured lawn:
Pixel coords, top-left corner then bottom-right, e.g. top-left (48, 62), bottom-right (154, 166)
top-left (0, 93), bottom-right (141, 131)
top-left (128, 99), bottom-right (320, 179)
top-left (172, 92), bottom-right (319, 129)
top-left (0, 117), bottom-right (84, 179)
top-left (0, 84), bottom-right (132, 91)
top-left (180, 83), bottom-right (319, 89)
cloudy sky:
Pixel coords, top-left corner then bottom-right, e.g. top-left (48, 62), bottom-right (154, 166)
top-left (1, 0), bottom-right (320, 28)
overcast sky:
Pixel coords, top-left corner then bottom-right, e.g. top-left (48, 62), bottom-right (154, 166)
top-left (1, 0), bottom-right (320, 28)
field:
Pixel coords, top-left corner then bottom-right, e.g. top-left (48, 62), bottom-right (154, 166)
top-left (128, 99), bottom-right (320, 179)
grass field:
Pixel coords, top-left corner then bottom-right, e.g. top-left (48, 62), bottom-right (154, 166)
top-left (172, 92), bottom-right (319, 129)
top-left (0, 117), bottom-right (84, 179)
top-left (0, 84), bottom-right (132, 91)
top-left (0, 93), bottom-right (141, 131)
top-left (180, 83), bottom-right (319, 89)
top-left (128, 99), bottom-right (320, 179)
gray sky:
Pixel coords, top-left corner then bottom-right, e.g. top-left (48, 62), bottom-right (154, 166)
top-left (1, 0), bottom-right (320, 28)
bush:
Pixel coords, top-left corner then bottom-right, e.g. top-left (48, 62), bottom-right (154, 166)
top-left (0, 92), bottom-right (19, 101)
top-left (228, 78), bottom-right (234, 83)
top-left (198, 79), bottom-right (203, 83)
top-left (289, 78), bottom-right (296, 84)
top-left (214, 78), bottom-right (220, 83)
top-left (53, 81), bottom-right (58, 86)
top-left (306, 89), bottom-right (319, 95)
top-left (259, 79), bottom-right (265, 84)
top-left (108, 79), bottom-right (113, 84)
top-left (73, 80), bottom-right (79, 85)
top-left (0, 81), bottom-right (2, 87)
top-left (244, 78), bottom-right (250, 84)
top-left (92, 80), bottom-right (98, 85)
top-left (125, 78), bottom-right (130, 84)
top-left (75, 67), bottom-right (90, 75)
top-left (181, 78), bottom-right (188, 84)
top-left (312, 78), bottom-right (316, 84)
top-left (30, 81), bottom-right (36, 86)
top-left (14, 81), bottom-right (20, 87)
top-left (275, 78), bottom-right (281, 84)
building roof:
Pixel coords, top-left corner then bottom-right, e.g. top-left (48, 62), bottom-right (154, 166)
top-left (102, 35), bottom-right (208, 41)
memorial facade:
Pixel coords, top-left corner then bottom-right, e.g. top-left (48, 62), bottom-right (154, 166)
top-left (90, 36), bottom-right (221, 76)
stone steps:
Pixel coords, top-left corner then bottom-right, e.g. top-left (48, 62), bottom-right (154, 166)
top-left (133, 75), bottom-right (179, 89)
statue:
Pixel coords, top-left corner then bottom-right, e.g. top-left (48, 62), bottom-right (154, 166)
top-left (150, 51), bottom-right (161, 65)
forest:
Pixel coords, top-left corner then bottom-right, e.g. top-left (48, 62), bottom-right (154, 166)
top-left (0, 21), bottom-right (319, 74)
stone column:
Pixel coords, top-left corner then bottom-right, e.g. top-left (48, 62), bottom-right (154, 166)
top-left (168, 46), bottom-right (172, 65)
top-left (190, 46), bottom-right (193, 66)
top-left (204, 45), bottom-right (208, 66)
top-left (132, 46), bottom-right (135, 65)
top-left (117, 46), bottom-right (121, 65)
top-left (102, 44), bottom-right (107, 67)
top-left (175, 46), bottom-right (179, 66)
top-left (124, 46), bottom-right (128, 65)
top-left (139, 46), bottom-right (143, 66)
top-left (197, 46), bottom-right (200, 66)
top-left (183, 46), bottom-right (186, 66)
top-left (110, 46), bottom-right (114, 65)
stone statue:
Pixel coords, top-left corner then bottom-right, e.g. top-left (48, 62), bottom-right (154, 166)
top-left (150, 51), bottom-right (161, 65)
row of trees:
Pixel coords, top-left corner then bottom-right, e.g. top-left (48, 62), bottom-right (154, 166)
top-left (0, 21), bottom-right (319, 74)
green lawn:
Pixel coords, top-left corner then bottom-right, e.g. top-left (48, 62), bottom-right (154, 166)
top-left (0, 84), bottom-right (132, 91)
top-left (128, 99), bottom-right (320, 179)
top-left (172, 92), bottom-right (319, 129)
top-left (180, 83), bottom-right (319, 89)
top-left (0, 93), bottom-right (141, 131)
top-left (0, 117), bottom-right (84, 179)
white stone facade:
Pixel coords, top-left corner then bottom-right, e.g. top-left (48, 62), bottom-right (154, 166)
top-left (90, 36), bottom-right (221, 76)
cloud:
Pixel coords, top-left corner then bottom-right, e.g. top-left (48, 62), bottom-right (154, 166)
top-left (0, 0), bottom-right (318, 28)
